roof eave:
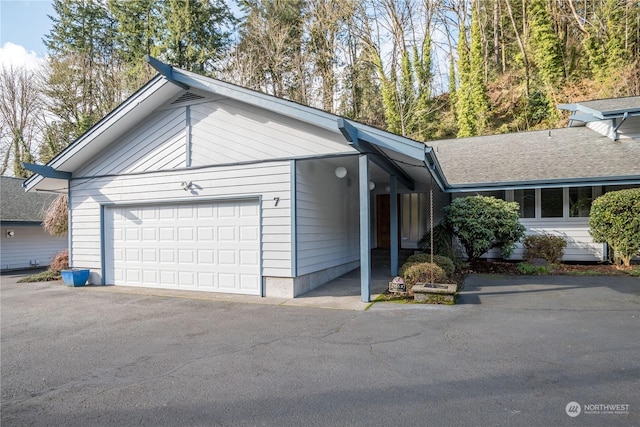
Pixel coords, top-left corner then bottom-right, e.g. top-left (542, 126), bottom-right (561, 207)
top-left (443, 175), bottom-right (640, 193)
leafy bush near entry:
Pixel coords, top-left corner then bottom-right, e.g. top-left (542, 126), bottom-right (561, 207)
top-left (401, 262), bottom-right (447, 291)
top-left (444, 196), bottom-right (526, 262)
top-left (404, 253), bottom-right (455, 277)
top-left (522, 234), bottom-right (567, 264)
top-left (49, 249), bottom-right (69, 272)
top-left (418, 221), bottom-right (460, 263)
top-left (589, 188), bottom-right (640, 267)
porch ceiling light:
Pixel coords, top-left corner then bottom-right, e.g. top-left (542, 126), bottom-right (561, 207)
top-left (335, 166), bottom-right (347, 179)
top-left (369, 181), bottom-right (376, 191)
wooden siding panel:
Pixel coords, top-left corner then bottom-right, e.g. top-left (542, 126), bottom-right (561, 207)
top-left (69, 162), bottom-right (292, 278)
top-left (76, 108), bottom-right (186, 177)
top-left (189, 100), bottom-right (352, 167)
top-left (296, 159), bottom-right (360, 275)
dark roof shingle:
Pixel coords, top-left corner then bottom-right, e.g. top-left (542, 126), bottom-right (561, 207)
top-left (0, 177), bottom-right (60, 222)
top-left (428, 126), bottom-right (640, 187)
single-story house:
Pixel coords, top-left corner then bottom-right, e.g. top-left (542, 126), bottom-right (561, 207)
top-left (23, 57), bottom-right (640, 301)
top-left (429, 96), bottom-right (640, 262)
top-left (1, 176), bottom-right (67, 271)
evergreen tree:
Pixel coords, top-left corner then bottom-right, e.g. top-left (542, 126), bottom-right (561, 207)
top-left (469, 6), bottom-right (488, 135)
top-left (456, 20), bottom-right (474, 137)
top-left (108, 0), bottom-right (162, 90)
top-left (373, 46), bottom-right (402, 135)
top-left (44, 0), bottom-right (122, 145)
top-left (528, 0), bottom-right (565, 89)
top-left (583, 0), bottom-right (632, 94)
top-left (412, 37), bottom-right (433, 140)
top-left (161, 0), bottom-right (234, 75)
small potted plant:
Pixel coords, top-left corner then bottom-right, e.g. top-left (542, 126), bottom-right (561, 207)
top-left (61, 269), bottom-right (90, 287)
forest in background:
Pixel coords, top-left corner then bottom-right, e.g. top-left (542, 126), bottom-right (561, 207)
top-left (1, 0), bottom-right (639, 177)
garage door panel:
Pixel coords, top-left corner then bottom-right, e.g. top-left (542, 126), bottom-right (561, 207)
top-left (106, 200), bottom-right (261, 295)
top-left (218, 273), bottom-right (237, 289)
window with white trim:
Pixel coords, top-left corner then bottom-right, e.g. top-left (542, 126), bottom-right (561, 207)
top-left (508, 187), bottom-right (599, 220)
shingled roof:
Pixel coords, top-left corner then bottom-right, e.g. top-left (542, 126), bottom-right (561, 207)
top-left (0, 176), bottom-right (59, 223)
top-left (428, 126), bottom-right (640, 190)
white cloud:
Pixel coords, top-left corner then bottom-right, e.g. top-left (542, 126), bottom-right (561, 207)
top-left (0, 42), bottom-right (46, 71)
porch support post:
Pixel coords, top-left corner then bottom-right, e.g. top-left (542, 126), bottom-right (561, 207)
top-left (390, 175), bottom-right (399, 276)
top-left (359, 154), bottom-right (371, 302)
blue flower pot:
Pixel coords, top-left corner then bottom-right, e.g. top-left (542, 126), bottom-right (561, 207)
top-left (61, 269), bottom-right (90, 287)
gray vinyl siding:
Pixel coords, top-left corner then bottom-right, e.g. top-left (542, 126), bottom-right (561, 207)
top-left (0, 225), bottom-right (67, 270)
top-left (75, 108), bottom-right (187, 177)
top-left (69, 162), bottom-right (292, 278)
top-left (189, 99), bottom-right (352, 166)
top-left (295, 159), bottom-right (360, 275)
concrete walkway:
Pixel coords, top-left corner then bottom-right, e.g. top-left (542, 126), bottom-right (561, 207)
top-left (85, 267), bottom-right (394, 311)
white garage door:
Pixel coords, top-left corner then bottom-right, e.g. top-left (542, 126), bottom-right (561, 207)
top-left (105, 199), bottom-right (261, 295)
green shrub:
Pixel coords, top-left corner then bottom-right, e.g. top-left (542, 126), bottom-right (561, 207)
top-left (418, 221), bottom-right (460, 263)
top-left (444, 195), bottom-right (526, 262)
top-left (405, 253), bottom-right (455, 277)
top-left (401, 262), bottom-right (447, 291)
top-left (517, 262), bottom-right (550, 275)
top-left (589, 188), bottom-right (640, 266)
top-left (522, 234), bottom-right (567, 263)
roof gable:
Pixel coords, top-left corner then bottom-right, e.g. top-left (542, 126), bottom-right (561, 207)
top-left (24, 58), bottom-right (430, 193)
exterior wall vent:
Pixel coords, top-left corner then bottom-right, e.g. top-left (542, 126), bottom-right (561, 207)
top-left (171, 92), bottom-right (206, 105)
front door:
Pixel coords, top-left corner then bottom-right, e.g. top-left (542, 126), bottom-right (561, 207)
top-left (376, 194), bottom-right (400, 249)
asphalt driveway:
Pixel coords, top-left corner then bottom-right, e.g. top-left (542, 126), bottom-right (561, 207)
top-left (1, 272), bottom-right (638, 426)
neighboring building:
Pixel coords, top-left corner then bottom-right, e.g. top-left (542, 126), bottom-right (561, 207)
top-left (1, 176), bottom-right (67, 271)
top-left (429, 96), bottom-right (640, 262)
top-left (23, 58), bottom-right (640, 301)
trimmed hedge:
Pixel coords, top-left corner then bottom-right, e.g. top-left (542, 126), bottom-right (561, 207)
top-left (404, 253), bottom-right (455, 277)
top-left (401, 262), bottom-right (447, 291)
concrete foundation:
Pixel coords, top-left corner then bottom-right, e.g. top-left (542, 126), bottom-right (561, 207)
top-left (264, 260), bottom-right (360, 298)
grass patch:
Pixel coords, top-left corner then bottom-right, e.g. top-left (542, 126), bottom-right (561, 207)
top-left (563, 270), bottom-right (603, 276)
top-left (517, 263), bottom-right (550, 275)
top-left (626, 267), bottom-right (640, 277)
top-left (17, 269), bottom-right (61, 283)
